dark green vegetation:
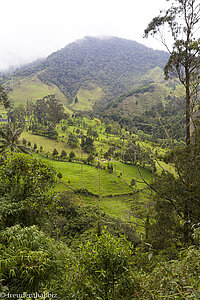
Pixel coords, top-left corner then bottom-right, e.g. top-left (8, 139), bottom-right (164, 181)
top-left (0, 0), bottom-right (200, 297)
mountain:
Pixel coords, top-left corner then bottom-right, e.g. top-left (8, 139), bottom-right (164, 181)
top-left (4, 36), bottom-right (170, 110)
top-left (37, 36), bottom-right (169, 102)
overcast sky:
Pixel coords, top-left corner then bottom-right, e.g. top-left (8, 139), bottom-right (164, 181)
top-left (0, 0), bottom-right (169, 71)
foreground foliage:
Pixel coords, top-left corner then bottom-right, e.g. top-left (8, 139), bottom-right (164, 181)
top-left (70, 228), bottom-right (136, 300)
top-left (0, 153), bottom-right (57, 229)
top-left (0, 145), bottom-right (199, 299)
top-left (0, 225), bottom-right (70, 294)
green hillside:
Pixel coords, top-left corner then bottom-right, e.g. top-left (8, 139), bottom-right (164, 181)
top-left (7, 75), bottom-right (68, 106)
top-left (41, 156), bottom-right (151, 196)
top-left (71, 82), bottom-right (104, 111)
top-left (3, 37), bottom-right (169, 107)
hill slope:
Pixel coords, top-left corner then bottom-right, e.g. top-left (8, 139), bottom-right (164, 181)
top-left (4, 36), bottom-right (169, 109)
top-left (38, 36), bottom-right (169, 103)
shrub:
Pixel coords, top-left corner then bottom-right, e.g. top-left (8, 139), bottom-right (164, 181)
top-left (69, 151), bottom-right (75, 161)
top-left (60, 149), bottom-right (67, 158)
top-left (57, 172), bottom-right (63, 179)
top-left (0, 225), bottom-right (70, 295)
top-left (22, 138), bottom-right (27, 145)
top-left (71, 227), bottom-right (136, 299)
top-left (53, 148), bottom-right (59, 156)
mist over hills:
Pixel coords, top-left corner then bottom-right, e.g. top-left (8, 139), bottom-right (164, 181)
top-left (10, 36), bottom-right (169, 105)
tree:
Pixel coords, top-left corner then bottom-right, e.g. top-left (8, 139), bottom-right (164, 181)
top-left (57, 172), bottom-right (63, 179)
top-left (87, 126), bottom-right (99, 139)
top-left (60, 149), bottom-right (67, 158)
top-left (34, 95), bottom-right (67, 128)
top-left (144, 0), bottom-right (200, 146)
top-left (0, 152), bottom-right (57, 228)
top-left (67, 133), bottom-right (79, 148)
top-left (0, 123), bottom-right (30, 154)
top-left (7, 105), bottom-right (26, 128)
top-left (86, 153), bottom-right (95, 165)
top-left (72, 228), bottom-right (135, 299)
top-left (149, 142), bottom-right (200, 246)
top-left (0, 85), bottom-right (10, 108)
top-left (76, 128), bottom-right (80, 134)
top-left (130, 178), bottom-right (136, 187)
top-left (69, 151), bottom-right (76, 161)
top-left (45, 94), bottom-right (67, 128)
top-left (34, 98), bottom-right (48, 125)
top-left (53, 148), bottom-right (59, 156)
top-left (81, 136), bottom-right (95, 153)
top-left (26, 99), bottom-right (34, 127)
top-left (22, 138), bottom-right (27, 145)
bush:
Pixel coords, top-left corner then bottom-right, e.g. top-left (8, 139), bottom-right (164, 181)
top-left (60, 149), bottom-right (67, 158)
top-left (53, 148), bottom-right (59, 156)
top-left (71, 227), bottom-right (136, 299)
top-left (22, 138), bottom-right (27, 145)
top-left (57, 172), bottom-right (63, 179)
top-left (0, 225), bottom-right (70, 295)
top-left (69, 151), bottom-right (75, 161)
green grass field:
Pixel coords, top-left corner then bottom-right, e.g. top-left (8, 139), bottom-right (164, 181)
top-left (36, 152), bottom-right (152, 196)
top-left (82, 188), bottom-right (151, 231)
top-left (8, 75), bottom-right (68, 105)
top-left (71, 83), bottom-right (104, 111)
top-left (21, 131), bottom-right (88, 158)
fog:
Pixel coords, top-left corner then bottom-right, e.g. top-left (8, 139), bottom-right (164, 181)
top-left (0, 0), bottom-right (169, 71)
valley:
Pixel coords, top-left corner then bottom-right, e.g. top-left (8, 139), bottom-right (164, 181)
top-left (0, 36), bottom-right (185, 233)
top-left (0, 28), bottom-right (200, 299)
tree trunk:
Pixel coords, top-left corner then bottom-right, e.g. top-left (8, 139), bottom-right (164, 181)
top-left (186, 90), bottom-right (190, 147)
top-left (185, 65), bottom-right (190, 147)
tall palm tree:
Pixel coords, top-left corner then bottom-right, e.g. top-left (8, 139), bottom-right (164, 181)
top-left (0, 85), bottom-right (10, 109)
top-left (0, 123), bottom-right (31, 154)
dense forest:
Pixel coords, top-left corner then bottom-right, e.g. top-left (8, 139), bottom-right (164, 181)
top-left (0, 0), bottom-right (200, 299)
top-left (12, 36), bottom-right (169, 103)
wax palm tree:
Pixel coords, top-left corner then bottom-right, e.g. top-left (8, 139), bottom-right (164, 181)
top-left (0, 85), bottom-right (10, 108)
top-left (0, 123), bottom-right (31, 154)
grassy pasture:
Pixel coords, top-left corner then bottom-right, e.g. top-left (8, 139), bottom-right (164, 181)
top-left (82, 189), bottom-right (151, 231)
top-left (21, 131), bottom-right (88, 158)
top-left (71, 83), bottom-right (104, 111)
top-left (35, 152), bottom-right (151, 196)
top-left (8, 75), bottom-right (68, 105)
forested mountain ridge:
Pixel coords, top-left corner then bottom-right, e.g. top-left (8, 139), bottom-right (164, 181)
top-left (3, 36), bottom-right (169, 108)
top-left (38, 36), bottom-right (169, 103)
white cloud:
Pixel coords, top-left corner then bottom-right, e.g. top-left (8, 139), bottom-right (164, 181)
top-left (0, 0), bottom-right (169, 70)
